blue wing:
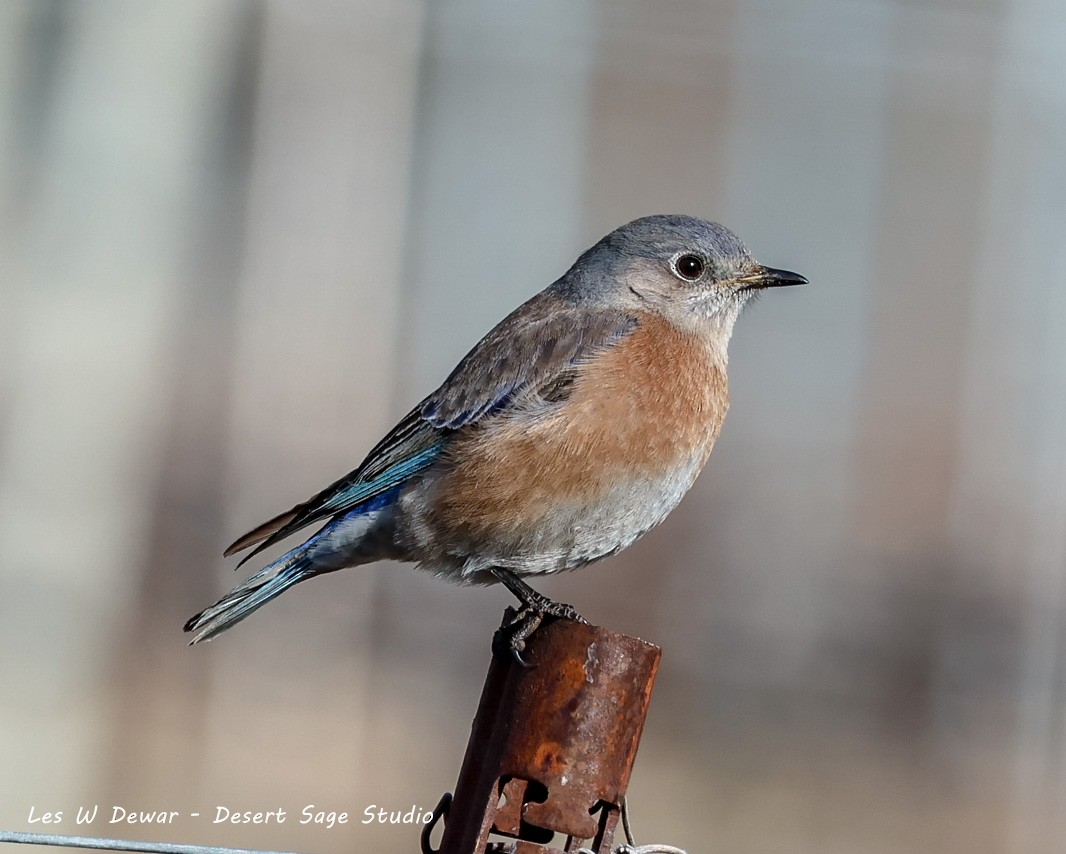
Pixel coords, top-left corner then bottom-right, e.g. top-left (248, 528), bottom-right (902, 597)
top-left (225, 406), bottom-right (444, 566)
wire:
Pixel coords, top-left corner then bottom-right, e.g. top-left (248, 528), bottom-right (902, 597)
top-left (0, 830), bottom-right (304, 854)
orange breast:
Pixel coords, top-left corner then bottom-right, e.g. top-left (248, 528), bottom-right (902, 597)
top-left (431, 312), bottom-right (729, 539)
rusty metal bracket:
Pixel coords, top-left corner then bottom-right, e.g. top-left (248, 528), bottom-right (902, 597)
top-left (427, 613), bottom-right (661, 854)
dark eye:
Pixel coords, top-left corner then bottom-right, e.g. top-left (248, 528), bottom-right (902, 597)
top-left (674, 254), bottom-right (704, 281)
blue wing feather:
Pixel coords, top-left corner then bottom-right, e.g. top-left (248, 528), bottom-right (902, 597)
top-left (318, 445), bottom-right (443, 514)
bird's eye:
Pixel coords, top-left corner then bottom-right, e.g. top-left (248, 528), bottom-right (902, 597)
top-left (674, 254), bottom-right (705, 281)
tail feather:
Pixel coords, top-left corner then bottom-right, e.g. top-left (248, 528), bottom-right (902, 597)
top-left (223, 508), bottom-right (299, 558)
top-left (185, 549), bottom-right (317, 644)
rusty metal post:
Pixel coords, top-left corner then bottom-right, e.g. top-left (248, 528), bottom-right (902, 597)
top-left (425, 615), bottom-right (661, 854)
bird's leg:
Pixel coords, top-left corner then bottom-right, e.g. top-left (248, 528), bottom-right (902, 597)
top-left (490, 568), bottom-right (587, 666)
top-left (492, 567), bottom-right (586, 621)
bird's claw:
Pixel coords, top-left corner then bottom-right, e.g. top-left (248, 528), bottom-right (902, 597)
top-left (492, 606), bottom-right (540, 667)
top-left (494, 600), bottom-right (586, 667)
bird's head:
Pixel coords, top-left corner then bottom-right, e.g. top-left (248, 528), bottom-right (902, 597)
top-left (570, 214), bottom-right (807, 342)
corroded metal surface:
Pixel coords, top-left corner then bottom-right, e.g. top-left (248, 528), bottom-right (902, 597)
top-left (428, 615), bottom-right (661, 853)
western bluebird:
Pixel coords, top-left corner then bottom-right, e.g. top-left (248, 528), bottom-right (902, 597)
top-left (185, 215), bottom-right (806, 657)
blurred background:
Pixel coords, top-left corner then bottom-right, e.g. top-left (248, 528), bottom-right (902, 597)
top-left (2, 1), bottom-right (1065, 852)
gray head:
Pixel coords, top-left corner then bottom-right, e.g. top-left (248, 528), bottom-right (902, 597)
top-left (564, 214), bottom-right (806, 338)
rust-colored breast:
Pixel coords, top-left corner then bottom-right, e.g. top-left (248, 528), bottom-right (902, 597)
top-left (433, 312), bottom-right (729, 537)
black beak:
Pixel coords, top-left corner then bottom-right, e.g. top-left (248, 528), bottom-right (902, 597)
top-left (737, 265), bottom-right (809, 290)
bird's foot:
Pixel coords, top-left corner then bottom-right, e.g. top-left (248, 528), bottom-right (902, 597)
top-left (493, 598), bottom-right (588, 668)
top-left (515, 586), bottom-right (586, 625)
top-left (489, 567), bottom-right (588, 666)
top-left (493, 606), bottom-right (543, 667)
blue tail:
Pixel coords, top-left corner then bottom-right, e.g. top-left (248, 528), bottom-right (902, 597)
top-left (184, 547), bottom-right (317, 644)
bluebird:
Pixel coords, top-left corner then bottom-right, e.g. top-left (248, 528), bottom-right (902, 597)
top-left (185, 215), bottom-right (806, 657)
